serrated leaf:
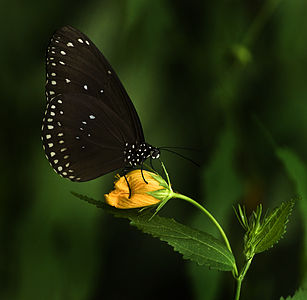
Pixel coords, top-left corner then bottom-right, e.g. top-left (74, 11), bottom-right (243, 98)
top-left (280, 288), bottom-right (307, 300)
top-left (254, 199), bottom-right (295, 254)
top-left (130, 214), bottom-right (235, 271)
top-left (72, 192), bottom-right (236, 271)
top-left (71, 191), bottom-right (140, 219)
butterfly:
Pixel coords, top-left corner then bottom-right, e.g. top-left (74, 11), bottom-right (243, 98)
top-left (41, 26), bottom-right (160, 182)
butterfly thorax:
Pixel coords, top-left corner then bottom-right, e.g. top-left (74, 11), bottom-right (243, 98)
top-left (124, 142), bottom-right (160, 167)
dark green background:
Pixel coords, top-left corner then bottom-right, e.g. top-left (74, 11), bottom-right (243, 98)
top-left (1, 0), bottom-right (306, 299)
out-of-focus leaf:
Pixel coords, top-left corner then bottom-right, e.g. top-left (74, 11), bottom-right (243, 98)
top-left (276, 147), bottom-right (307, 277)
top-left (276, 148), bottom-right (307, 215)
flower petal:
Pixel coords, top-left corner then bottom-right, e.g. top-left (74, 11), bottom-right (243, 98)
top-left (105, 170), bottom-right (166, 209)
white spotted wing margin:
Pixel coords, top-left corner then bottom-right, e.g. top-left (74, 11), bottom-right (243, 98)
top-left (72, 191), bottom-right (236, 272)
top-left (41, 93), bottom-right (133, 181)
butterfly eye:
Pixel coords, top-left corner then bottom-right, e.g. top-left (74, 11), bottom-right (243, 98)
top-left (151, 149), bottom-right (160, 159)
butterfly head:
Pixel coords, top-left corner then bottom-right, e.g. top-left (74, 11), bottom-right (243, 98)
top-left (150, 147), bottom-right (160, 160)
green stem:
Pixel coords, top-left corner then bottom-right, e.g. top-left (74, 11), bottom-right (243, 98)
top-left (234, 278), bottom-right (242, 300)
top-left (243, 0), bottom-right (282, 47)
top-left (234, 257), bottom-right (253, 300)
top-left (173, 192), bottom-right (238, 277)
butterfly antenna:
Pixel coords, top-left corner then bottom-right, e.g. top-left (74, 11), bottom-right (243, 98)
top-left (159, 146), bottom-right (201, 152)
top-left (159, 148), bottom-right (200, 167)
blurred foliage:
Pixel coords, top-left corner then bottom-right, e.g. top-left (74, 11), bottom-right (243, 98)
top-left (1, 0), bottom-right (307, 299)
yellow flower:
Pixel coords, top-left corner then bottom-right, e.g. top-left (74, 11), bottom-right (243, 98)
top-left (105, 170), bottom-right (172, 209)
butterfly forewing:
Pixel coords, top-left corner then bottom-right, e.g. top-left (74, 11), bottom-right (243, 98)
top-left (45, 26), bottom-right (144, 142)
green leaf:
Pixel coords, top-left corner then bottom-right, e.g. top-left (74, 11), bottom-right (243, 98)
top-left (130, 214), bottom-right (236, 271)
top-left (244, 200), bottom-right (294, 258)
top-left (72, 192), bottom-right (236, 271)
top-left (254, 199), bottom-right (294, 254)
top-left (149, 172), bottom-right (169, 189)
top-left (147, 189), bottom-right (170, 200)
top-left (280, 288), bottom-right (307, 300)
top-left (71, 191), bottom-right (140, 219)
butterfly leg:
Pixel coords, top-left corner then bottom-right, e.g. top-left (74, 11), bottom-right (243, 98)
top-left (140, 163), bottom-right (148, 184)
top-left (123, 174), bottom-right (132, 199)
top-left (121, 167), bottom-right (133, 198)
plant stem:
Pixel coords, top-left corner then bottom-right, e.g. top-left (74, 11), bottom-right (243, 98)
top-left (234, 257), bottom-right (253, 300)
top-left (243, 0), bottom-right (282, 47)
top-left (173, 192), bottom-right (238, 276)
top-left (234, 278), bottom-right (242, 300)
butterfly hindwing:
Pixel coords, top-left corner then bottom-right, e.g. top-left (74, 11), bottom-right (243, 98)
top-left (42, 93), bottom-right (129, 181)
